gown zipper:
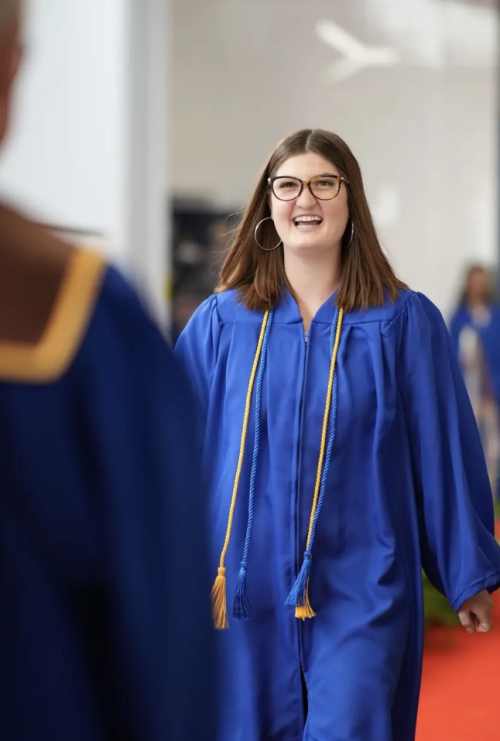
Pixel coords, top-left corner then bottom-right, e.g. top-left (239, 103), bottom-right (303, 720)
top-left (295, 328), bottom-right (310, 673)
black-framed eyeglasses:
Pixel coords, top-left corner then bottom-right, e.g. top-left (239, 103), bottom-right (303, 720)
top-left (268, 174), bottom-right (348, 202)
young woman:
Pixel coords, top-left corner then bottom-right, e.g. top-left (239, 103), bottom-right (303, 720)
top-left (450, 265), bottom-right (500, 502)
top-left (175, 129), bottom-right (500, 741)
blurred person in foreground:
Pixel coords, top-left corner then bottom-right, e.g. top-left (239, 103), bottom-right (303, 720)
top-left (175, 129), bottom-right (500, 741)
top-left (450, 265), bottom-right (500, 502)
top-left (0, 3), bottom-right (214, 740)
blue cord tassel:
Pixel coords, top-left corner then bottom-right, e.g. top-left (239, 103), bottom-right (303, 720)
top-left (233, 563), bottom-right (251, 620)
top-left (285, 552), bottom-right (312, 606)
top-left (233, 311), bottom-right (274, 620)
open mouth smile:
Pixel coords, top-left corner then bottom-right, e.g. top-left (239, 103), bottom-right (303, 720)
top-left (293, 215), bottom-right (324, 229)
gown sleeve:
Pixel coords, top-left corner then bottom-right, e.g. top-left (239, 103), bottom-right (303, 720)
top-left (174, 294), bottom-right (221, 431)
top-left (396, 292), bottom-right (500, 611)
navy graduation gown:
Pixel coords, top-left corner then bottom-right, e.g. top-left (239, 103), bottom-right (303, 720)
top-left (0, 249), bottom-right (214, 741)
top-left (175, 287), bottom-right (500, 741)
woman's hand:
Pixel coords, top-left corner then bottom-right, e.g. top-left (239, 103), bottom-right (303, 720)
top-left (458, 589), bottom-right (494, 633)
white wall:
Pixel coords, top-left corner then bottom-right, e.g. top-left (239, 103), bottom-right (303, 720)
top-left (172, 0), bottom-right (498, 318)
top-left (0, 0), bottom-right (169, 321)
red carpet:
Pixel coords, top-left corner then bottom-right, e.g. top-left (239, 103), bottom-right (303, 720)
top-left (416, 594), bottom-right (500, 740)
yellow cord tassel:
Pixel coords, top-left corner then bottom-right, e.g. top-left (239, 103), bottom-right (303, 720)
top-left (210, 311), bottom-right (270, 629)
top-left (211, 567), bottom-right (229, 630)
top-left (295, 580), bottom-right (316, 620)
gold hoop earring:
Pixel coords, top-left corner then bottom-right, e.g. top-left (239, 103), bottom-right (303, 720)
top-left (254, 217), bottom-right (282, 251)
top-left (348, 221), bottom-right (354, 247)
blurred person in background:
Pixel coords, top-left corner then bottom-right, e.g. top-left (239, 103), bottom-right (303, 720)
top-left (0, 2), bottom-right (214, 740)
top-left (450, 265), bottom-right (500, 503)
top-left (175, 129), bottom-right (500, 741)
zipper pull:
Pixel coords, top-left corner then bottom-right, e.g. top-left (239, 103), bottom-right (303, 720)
top-left (304, 330), bottom-right (309, 344)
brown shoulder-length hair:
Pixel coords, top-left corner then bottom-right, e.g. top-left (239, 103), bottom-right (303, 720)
top-left (216, 129), bottom-right (407, 313)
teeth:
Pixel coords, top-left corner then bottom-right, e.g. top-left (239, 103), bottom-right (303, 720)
top-left (294, 216), bottom-right (322, 224)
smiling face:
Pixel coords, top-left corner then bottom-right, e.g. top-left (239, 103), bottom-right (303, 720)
top-left (269, 151), bottom-right (349, 256)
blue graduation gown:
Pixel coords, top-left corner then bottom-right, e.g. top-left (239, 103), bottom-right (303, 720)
top-left (175, 287), bottom-right (500, 741)
top-left (449, 304), bottom-right (500, 403)
top-left (0, 251), bottom-right (214, 741)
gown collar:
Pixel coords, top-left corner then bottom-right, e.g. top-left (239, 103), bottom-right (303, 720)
top-left (273, 288), bottom-right (339, 325)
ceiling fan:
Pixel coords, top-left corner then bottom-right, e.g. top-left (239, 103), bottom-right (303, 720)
top-left (316, 19), bottom-right (400, 85)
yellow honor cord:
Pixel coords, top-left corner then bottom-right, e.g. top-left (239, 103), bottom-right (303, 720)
top-left (211, 310), bottom-right (270, 629)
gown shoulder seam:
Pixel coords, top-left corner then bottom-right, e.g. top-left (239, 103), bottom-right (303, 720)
top-left (380, 290), bottom-right (416, 335)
